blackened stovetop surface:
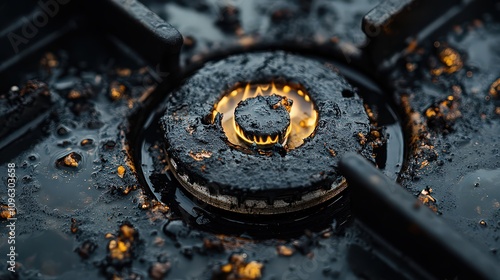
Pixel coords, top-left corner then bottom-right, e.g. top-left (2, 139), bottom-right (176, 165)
top-left (0, 0), bottom-right (499, 279)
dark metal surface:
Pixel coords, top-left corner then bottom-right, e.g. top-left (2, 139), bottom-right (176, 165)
top-left (340, 153), bottom-right (500, 280)
top-left (363, 0), bottom-right (495, 71)
top-left (0, 81), bottom-right (52, 150)
top-left (0, 0), bottom-right (79, 73)
top-left (84, 0), bottom-right (183, 74)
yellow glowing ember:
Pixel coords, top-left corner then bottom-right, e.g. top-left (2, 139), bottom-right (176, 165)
top-left (219, 253), bottom-right (264, 279)
top-left (117, 165), bottom-right (126, 178)
top-left (418, 187), bottom-right (438, 212)
top-left (425, 108), bottom-right (437, 118)
top-left (406, 62), bottom-right (417, 72)
top-left (120, 224), bottom-right (135, 241)
top-left (420, 160), bottom-right (429, 169)
top-left (122, 186), bottom-right (134, 195)
top-left (116, 68), bottom-right (131, 77)
top-left (405, 39), bottom-right (418, 53)
top-left (110, 82), bottom-right (126, 100)
top-left (0, 204), bottom-right (15, 219)
top-left (221, 264), bottom-right (233, 273)
top-left (213, 82), bottom-right (318, 149)
top-left (277, 245), bottom-right (294, 256)
top-left (438, 47), bottom-right (463, 74)
top-left (328, 149), bottom-right (336, 157)
top-left (68, 90), bottom-right (82, 99)
top-left (489, 78), bottom-right (500, 98)
top-left (238, 36), bottom-right (255, 47)
top-left (114, 239), bottom-right (126, 250)
top-left (431, 68), bottom-right (444, 76)
top-left (150, 200), bottom-right (169, 214)
top-left (64, 154), bottom-right (79, 167)
top-left (81, 139), bottom-right (92, 146)
top-left (108, 240), bottom-right (129, 260)
top-left (357, 132), bottom-right (367, 145)
top-left (425, 97), bottom-right (461, 123)
top-left (107, 224), bottom-right (137, 261)
top-left (239, 261), bottom-right (263, 279)
top-left (420, 188), bottom-right (435, 201)
top-left (40, 52), bottom-right (58, 68)
top-left (189, 150), bottom-right (213, 161)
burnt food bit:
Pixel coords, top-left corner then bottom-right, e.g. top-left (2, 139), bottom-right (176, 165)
top-left (234, 94), bottom-right (292, 146)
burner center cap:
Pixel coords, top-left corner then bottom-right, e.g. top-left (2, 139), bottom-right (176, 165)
top-left (233, 94), bottom-right (293, 146)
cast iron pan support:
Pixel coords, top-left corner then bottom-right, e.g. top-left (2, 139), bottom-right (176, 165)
top-left (0, 0), bottom-right (81, 73)
top-left (362, 0), bottom-right (495, 73)
top-left (0, 0), bottom-right (183, 151)
top-left (84, 0), bottom-right (183, 78)
top-left (340, 153), bottom-right (500, 280)
top-left (0, 0), bottom-right (183, 77)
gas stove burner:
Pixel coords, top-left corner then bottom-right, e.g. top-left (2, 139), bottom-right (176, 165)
top-left (214, 82), bottom-right (316, 149)
top-left (161, 51), bottom-right (375, 214)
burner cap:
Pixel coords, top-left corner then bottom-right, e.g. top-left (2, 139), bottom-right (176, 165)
top-left (234, 95), bottom-right (293, 147)
top-left (161, 51), bottom-right (373, 214)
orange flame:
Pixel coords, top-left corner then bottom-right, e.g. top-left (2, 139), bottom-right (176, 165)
top-left (233, 119), bottom-right (293, 146)
top-left (213, 82), bottom-right (318, 149)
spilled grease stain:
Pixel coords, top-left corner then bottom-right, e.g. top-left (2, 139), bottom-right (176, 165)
top-left (457, 168), bottom-right (500, 219)
top-left (35, 139), bottom-right (101, 212)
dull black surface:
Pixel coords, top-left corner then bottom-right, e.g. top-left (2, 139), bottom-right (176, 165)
top-left (392, 13), bottom-right (500, 260)
top-left (234, 94), bottom-right (291, 144)
top-left (340, 153), bottom-right (500, 279)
